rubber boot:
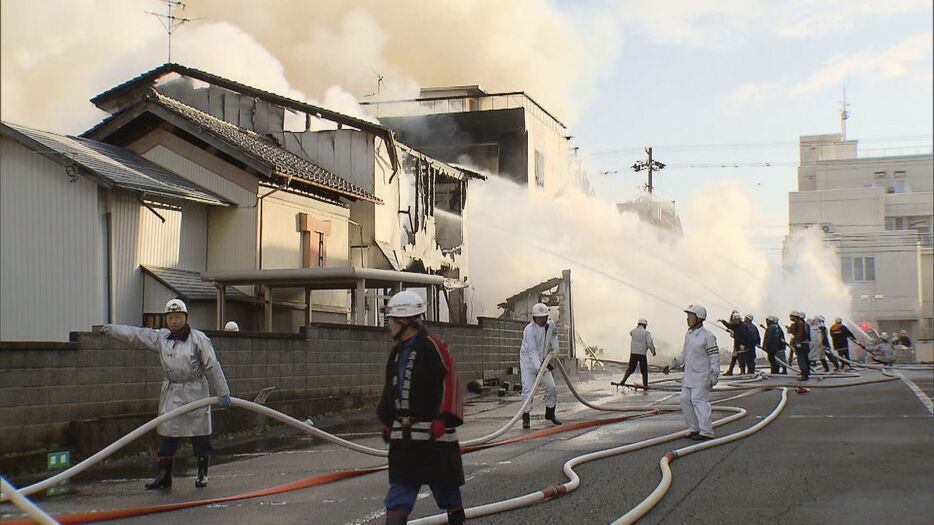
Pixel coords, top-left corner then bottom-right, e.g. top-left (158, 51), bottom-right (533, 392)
top-left (195, 455), bottom-right (209, 488)
top-left (144, 456), bottom-right (173, 490)
top-left (447, 507), bottom-right (466, 525)
top-left (386, 510), bottom-right (408, 524)
top-left (522, 412), bottom-right (531, 429)
top-left (545, 406), bottom-right (562, 426)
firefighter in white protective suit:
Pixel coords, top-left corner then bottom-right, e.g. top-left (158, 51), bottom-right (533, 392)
top-left (664, 304), bottom-right (720, 440)
top-left (103, 299), bottom-right (231, 490)
top-left (519, 303), bottom-right (563, 429)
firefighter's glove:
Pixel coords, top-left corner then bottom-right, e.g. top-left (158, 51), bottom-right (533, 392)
top-left (218, 394), bottom-right (232, 407)
top-left (708, 373), bottom-right (719, 389)
top-left (430, 419), bottom-right (445, 440)
top-left (546, 363), bottom-right (554, 372)
top-left (662, 366), bottom-right (670, 375)
top-left (382, 425), bottom-right (391, 444)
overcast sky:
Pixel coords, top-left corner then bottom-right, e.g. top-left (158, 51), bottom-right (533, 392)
top-left (2, 0), bottom-right (932, 259)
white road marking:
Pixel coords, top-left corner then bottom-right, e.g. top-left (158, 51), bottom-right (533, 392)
top-left (893, 370), bottom-right (934, 415)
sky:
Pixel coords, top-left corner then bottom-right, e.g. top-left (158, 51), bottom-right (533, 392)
top-left (2, 0), bottom-right (932, 260)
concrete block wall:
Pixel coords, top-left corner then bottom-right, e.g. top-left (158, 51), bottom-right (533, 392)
top-left (0, 317), bottom-right (534, 458)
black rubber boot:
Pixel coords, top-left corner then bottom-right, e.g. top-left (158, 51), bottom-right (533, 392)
top-left (447, 507), bottom-right (466, 525)
top-left (145, 456), bottom-right (173, 490)
top-left (386, 510), bottom-right (408, 524)
top-left (195, 456), bottom-right (209, 488)
top-left (522, 412), bottom-right (531, 429)
top-left (545, 406), bottom-right (562, 426)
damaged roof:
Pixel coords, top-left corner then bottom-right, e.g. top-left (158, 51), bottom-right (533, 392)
top-left (84, 91), bottom-right (381, 203)
top-left (0, 121), bottom-right (229, 205)
top-left (89, 62), bottom-right (399, 169)
top-left (148, 92), bottom-right (381, 203)
top-left (497, 276), bottom-right (564, 309)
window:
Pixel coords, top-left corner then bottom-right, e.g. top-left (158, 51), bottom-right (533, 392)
top-left (534, 150), bottom-right (545, 188)
top-left (841, 256), bottom-right (875, 282)
top-left (872, 171), bottom-right (887, 189)
top-left (885, 215), bottom-right (933, 248)
top-left (892, 171), bottom-right (908, 193)
top-left (143, 313), bottom-right (165, 329)
top-left (298, 212), bottom-right (330, 268)
top-left (317, 232), bottom-right (326, 267)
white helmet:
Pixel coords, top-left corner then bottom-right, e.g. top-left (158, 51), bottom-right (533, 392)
top-left (835, 317), bottom-right (843, 323)
top-left (684, 304), bottom-right (707, 320)
top-left (767, 315), bottom-right (779, 323)
top-left (744, 313), bottom-right (754, 321)
top-left (531, 303), bottom-right (550, 318)
top-left (730, 310), bottom-right (741, 320)
top-left (383, 290), bottom-right (426, 318)
top-left (637, 318), bottom-right (648, 326)
top-left (224, 321), bottom-right (240, 332)
top-left (164, 299), bottom-right (188, 314)
top-left (880, 331), bottom-right (888, 339)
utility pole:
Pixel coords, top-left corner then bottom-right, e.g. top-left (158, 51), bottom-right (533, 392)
top-left (146, 0), bottom-right (199, 63)
top-left (631, 147), bottom-right (665, 194)
top-left (839, 87), bottom-right (851, 140)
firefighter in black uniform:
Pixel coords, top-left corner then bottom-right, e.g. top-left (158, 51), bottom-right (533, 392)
top-left (377, 291), bottom-right (466, 525)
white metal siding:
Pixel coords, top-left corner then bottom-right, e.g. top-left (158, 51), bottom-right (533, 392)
top-left (108, 191), bottom-right (143, 325)
top-left (143, 273), bottom-right (178, 314)
top-left (0, 137), bottom-right (103, 341)
top-left (142, 145), bottom-right (256, 205)
top-left (279, 130), bottom-right (376, 193)
top-left (137, 200), bottom-right (208, 271)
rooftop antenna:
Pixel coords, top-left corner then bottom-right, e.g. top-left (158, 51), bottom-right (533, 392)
top-left (839, 87), bottom-right (851, 141)
top-left (374, 72), bottom-right (384, 117)
top-left (146, 0), bottom-right (200, 63)
top-left (362, 71), bottom-right (385, 117)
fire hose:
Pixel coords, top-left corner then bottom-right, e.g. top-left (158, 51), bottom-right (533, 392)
top-left (1, 354), bottom-right (902, 524)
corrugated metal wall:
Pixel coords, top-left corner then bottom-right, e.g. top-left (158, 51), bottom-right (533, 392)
top-left (108, 191), bottom-right (142, 326)
top-left (277, 130), bottom-right (376, 193)
top-left (0, 138), bottom-right (103, 341)
top-left (137, 200), bottom-right (207, 271)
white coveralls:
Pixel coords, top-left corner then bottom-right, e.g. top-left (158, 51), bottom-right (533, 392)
top-left (106, 325), bottom-right (230, 437)
top-left (520, 319), bottom-right (559, 414)
top-left (670, 324), bottom-right (720, 437)
top-left (807, 321), bottom-right (825, 362)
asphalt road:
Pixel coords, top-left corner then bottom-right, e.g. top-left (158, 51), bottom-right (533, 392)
top-left (3, 368), bottom-right (932, 525)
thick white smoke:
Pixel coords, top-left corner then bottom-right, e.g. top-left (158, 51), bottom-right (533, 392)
top-left (1, 0), bottom-right (618, 133)
top-left (464, 176), bottom-right (852, 360)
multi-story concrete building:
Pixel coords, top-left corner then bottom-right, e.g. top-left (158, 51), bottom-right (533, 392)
top-left (360, 85), bottom-right (589, 195)
top-left (785, 133), bottom-right (933, 359)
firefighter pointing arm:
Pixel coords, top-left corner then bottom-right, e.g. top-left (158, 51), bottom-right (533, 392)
top-left (102, 299), bottom-right (231, 490)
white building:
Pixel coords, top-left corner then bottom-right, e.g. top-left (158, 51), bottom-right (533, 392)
top-left (1, 64), bottom-right (476, 341)
top-left (785, 133), bottom-right (933, 359)
top-left (360, 85), bottom-right (590, 195)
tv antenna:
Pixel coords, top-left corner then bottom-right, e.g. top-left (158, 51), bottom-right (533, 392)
top-left (839, 87), bottom-right (851, 140)
top-left (146, 0), bottom-right (201, 63)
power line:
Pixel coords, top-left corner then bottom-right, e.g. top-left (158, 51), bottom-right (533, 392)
top-left (585, 135), bottom-right (934, 157)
